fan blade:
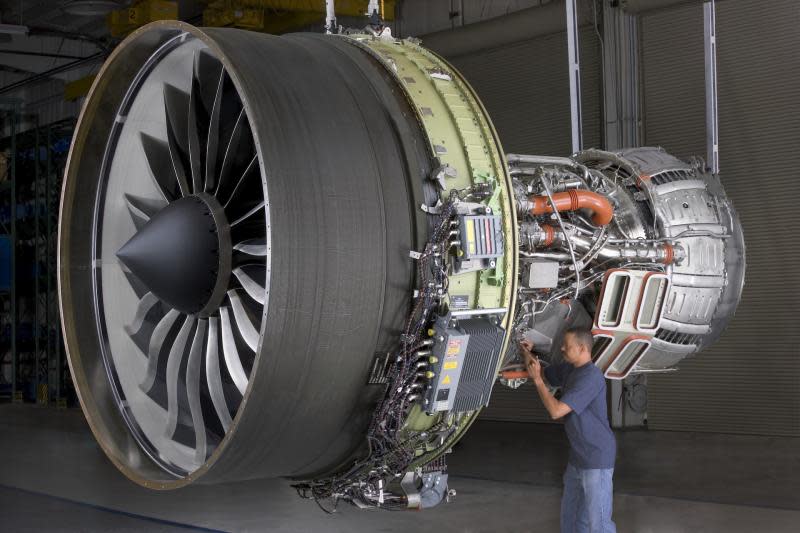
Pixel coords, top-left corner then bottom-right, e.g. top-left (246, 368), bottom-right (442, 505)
top-left (233, 238), bottom-right (268, 256)
top-left (227, 290), bottom-right (259, 351)
top-left (214, 109), bottom-right (253, 200)
top-left (124, 194), bottom-right (167, 231)
top-left (206, 316), bottom-right (233, 432)
top-left (187, 61), bottom-right (204, 194)
top-left (223, 155), bottom-right (257, 209)
top-left (186, 319), bottom-right (208, 463)
top-left (141, 308), bottom-right (181, 392)
top-left (230, 201), bottom-right (265, 227)
top-left (163, 84), bottom-right (192, 197)
top-left (195, 49), bottom-right (223, 117)
top-left (140, 132), bottom-right (180, 201)
top-left (220, 306), bottom-right (249, 395)
top-left (165, 315), bottom-right (197, 438)
top-left (232, 266), bottom-right (266, 305)
top-left (123, 266), bottom-right (151, 300)
top-left (204, 70), bottom-right (225, 192)
top-left (125, 292), bottom-right (160, 336)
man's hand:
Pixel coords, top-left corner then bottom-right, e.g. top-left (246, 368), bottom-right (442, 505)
top-left (519, 340), bottom-right (572, 420)
top-left (519, 339), bottom-right (534, 356)
top-left (519, 340), bottom-right (543, 384)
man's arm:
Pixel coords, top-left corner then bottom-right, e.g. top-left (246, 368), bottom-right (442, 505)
top-left (521, 347), bottom-right (573, 420)
top-left (532, 373), bottom-right (573, 420)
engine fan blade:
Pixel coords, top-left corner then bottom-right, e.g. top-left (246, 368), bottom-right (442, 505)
top-left (141, 308), bottom-right (181, 393)
top-left (215, 109), bottom-right (254, 201)
top-left (124, 194), bottom-right (167, 231)
top-left (205, 316), bottom-right (233, 432)
top-left (165, 315), bottom-right (197, 439)
top-left (125, 292), bottom-right (160, 337)
top-left (219, 306), bottom-right (249, 395)
top-left (163, 84), bottom-right (192, 197)
top-left (232, 238), bottom-right (268, 257)
top-left (232, 266), bottom-right (266, 305)
top-left (227, 290), bottom-right (259, 351)
top-left (223, 155), bottom-right (258, 210)
top-left (140, 132), bottom-right (181, 201)
top-left (195, 49), bottom-right (223, 118)
top-left (187, 61), bottom-right (205, 194)
top-left (230, 201), bottom-right (265, 227)
top-left (186, 318), bottom-right (208, 463)
top-left (204, 69), bottom-right (225, 193)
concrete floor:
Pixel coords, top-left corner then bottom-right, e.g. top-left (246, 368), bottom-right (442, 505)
top-left (1, 405), bottom-right (798, 532)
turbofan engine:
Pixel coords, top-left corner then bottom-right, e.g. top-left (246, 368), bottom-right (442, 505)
top-left (58, 21), bottom-right (743, 509)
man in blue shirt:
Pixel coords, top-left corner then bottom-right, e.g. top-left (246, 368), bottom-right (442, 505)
top-left (521, 327), bottom-right (617, 533)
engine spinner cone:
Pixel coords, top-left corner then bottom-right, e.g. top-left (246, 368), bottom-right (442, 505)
top-left (117, 193), bottom-right (231, 315)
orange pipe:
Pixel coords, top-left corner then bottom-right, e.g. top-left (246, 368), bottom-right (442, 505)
top-left (661, 243), bottom-right (675, 265)
top-left (542, 224), bottom-right (555, 247)
top-left (528, 190), bottom-right (614, 226)
top-left (500, 370), bottom-right (530, 380)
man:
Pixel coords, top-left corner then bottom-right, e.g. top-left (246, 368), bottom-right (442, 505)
top-left (521, 327), bottom-right (617, 533)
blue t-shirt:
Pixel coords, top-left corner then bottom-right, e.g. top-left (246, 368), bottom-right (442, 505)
top-left (545, 361), bottom-right (616, 469)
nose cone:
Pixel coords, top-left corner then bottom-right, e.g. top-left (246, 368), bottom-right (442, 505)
top-left (117, 195), bottom-right (227, 314)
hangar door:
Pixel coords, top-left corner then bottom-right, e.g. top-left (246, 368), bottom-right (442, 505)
top-left (642, 0), bottom-right (800, 436)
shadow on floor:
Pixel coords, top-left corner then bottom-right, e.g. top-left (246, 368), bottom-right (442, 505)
top-left (1, 404), bottom-right (799, 532)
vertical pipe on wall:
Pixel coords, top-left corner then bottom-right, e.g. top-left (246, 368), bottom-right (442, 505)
top-left (566, 0), bottom-right (583, 153)
top-left (703, 0), bottom-right (719, 173)
top-left (601, 1), bottom-right (647, 428)
top-left (325, 0), bottom-right (336, 33)
top-left (602, 0), bottom-right (641, 150)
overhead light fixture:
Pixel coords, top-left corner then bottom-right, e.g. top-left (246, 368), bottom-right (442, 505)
top-left (0, 24), bottom-right (29, 35)
top-left (61, 0), bottom-right (121, 17)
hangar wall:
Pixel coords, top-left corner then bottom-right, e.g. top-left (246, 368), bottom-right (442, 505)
top-left (643, 0), bottom-right (800, 436)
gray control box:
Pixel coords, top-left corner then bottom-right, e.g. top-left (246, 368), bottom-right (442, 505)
top-left (426, 320), bottom-right (470, 413)
top-left (527, 260), bottom-right (560, 289)
top-left (425, 315), bottom-right (505, 414)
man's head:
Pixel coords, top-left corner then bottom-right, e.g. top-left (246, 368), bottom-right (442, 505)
top-left (561, 327), bottom-right (594, 366)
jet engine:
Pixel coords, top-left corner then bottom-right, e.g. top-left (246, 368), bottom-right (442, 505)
top-left (58, 21), bottom-right (743, 508)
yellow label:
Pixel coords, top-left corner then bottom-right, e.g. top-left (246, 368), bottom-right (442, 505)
top-left (466, 219), bottom-right (476, 254)
top-left (446, 339), bottom-right (462, 356)
top-left (444, 361), bottom-right (458, 370)
top-left (442, 375), bottom-right (452, 385)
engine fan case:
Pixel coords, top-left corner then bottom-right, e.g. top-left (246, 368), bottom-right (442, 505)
top-left (59, 22), bottom-right (516, 488)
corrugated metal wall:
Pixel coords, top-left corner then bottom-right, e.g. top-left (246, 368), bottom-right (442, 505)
top-left (642, 0), bottom-right (800, 436)
top-left (398, 0), bottom-right (544, 37)
top-left (447, 26), bottom-right (603, 155)
top-left (441, 26), bottom-right (602, 422)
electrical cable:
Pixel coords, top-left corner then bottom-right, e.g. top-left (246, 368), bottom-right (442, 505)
top-left (538, 170), bottom-right (581, 299)
top-left (293, 193), bottom-right (459, 508)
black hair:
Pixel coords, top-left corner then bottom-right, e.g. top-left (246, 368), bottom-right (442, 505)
top-left (564, 327), bottom-right (594, 352)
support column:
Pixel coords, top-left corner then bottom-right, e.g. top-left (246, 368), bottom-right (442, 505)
top-left (602, 0), bottom-right (641, 150)
top-left (704, 0), bottom-right (719, 173)
top-left (566, 0), bottom-right (583, 153)
top-left (601, 1), bottom-right (646, 428)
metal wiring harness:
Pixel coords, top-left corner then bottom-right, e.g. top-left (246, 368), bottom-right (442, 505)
top-left (293, 192), bottom-right (459, 511)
